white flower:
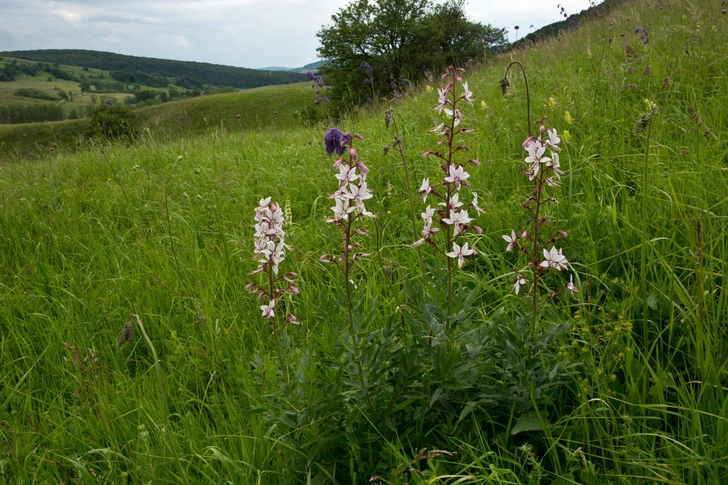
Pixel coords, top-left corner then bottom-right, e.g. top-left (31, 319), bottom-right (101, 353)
top-left (434, 87), bottom-right (450, 114)
top-left (418, 177), bottom-right (432, 200)
top-left (514, 275), bottom-right (528, 295)
top-left (546, 128), bottom-right (561, 150)
top-left (540, 246), bottom-right (569, 271)
top-left (444, 164), bottom-right (470, 190)
top-left (260, 299), bottom-right (275, 319)
top-left (446, 241), bottom-right (475, 268)
top-left (421, 205), bottom-right (436, 222)
top-left (502, 230), bottom-right (518, 252)
top-left (335, 165), bottom-right (359, 185)
top-left (442, 209), bottom-right (472, 235)
top-left (471, 192), bottom-right (485, 215)
top-left (330, 196), bottom-right (354, 221)
top-left (567, 274), bottom-right (578, 294)
top-left (461, 82), bottom-right (474, 104)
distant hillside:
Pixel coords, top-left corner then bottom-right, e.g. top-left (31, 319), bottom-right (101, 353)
top-left (0, 49), bottom-right (307, 89)
top-left (258, 60), bottom-right (328, 73)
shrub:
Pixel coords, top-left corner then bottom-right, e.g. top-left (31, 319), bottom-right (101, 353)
top-left (86, 103), bottom-right (141, 142)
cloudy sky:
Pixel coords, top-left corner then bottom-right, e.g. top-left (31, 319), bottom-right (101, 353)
top-left (0, 0), bottom-right (594, 69)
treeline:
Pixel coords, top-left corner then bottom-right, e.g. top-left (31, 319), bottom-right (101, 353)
top-left (110, 70), bottom-right (170, 88)
top-left (0, 50), bottom-right (307, 89)
top-left (14, 88), bottom-right (57, 100)
top-left (0, 59), bottom-right (77, 82)
top-left (0, 104), bottom-right (65, 124)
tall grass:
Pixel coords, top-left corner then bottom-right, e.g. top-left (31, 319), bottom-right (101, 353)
top-left (1, 0), bottom-right (726, 483)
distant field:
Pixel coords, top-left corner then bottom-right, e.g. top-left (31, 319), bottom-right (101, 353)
top-left (0, 81), bottom-right (322, 159)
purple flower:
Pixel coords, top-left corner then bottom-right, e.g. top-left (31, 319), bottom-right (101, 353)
top-left (324, 128), bottom-right (346, 156)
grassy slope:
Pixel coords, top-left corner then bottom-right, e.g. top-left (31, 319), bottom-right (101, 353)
top-left (0, 0), bottom-right (727, 483)
top-left (0, 82), bottom-right (316, 159)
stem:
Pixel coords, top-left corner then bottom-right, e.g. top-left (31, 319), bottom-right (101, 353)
top-left (503, 62), bottom-right (532, 138)
top-left (391, 115), bottom-right (427, 286)
top-left (640, 120), bottom-right (652, 352)
top-left (268, 265), bottom-right (288, 383)
top-left (344, 217), bottom-right (354, 330)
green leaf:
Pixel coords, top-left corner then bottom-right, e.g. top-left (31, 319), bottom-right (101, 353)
top-left (511, 412), bottom-right (543, 435)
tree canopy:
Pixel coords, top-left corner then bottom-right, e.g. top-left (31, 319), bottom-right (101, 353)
top-left (316, 0), bottom-right (505, 108)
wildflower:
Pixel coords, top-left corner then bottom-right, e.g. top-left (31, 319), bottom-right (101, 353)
top-left (446, 241), bottom-right (475, 268)
top-left (418, 178), bottom-right (432, 200)
top-left (461, 82), bottom-right (475, 104)
top-left (324, 128), bottom-right (346, 156)
top-left (561, 130), bottom-right (571, 143)
top-left (540, 246), bottom-right (569, 271)
top-left (260, 299), bottom-right (275, 319)
top-left (426, 85), bottom-right (433, 93)
top-left (442, 209), bottom-right (472, 235)
top-left (502, 230), bottom-right (518, 252)
top-left (480, 100), bottom-right (487, 111)
top-left (514, 275), bottom-right (528, 295)
top-left (564, 111), bottom-right (573, 124)
top-left (444, 164), bottom-right (470, 189)
top-left (567, 274), bottom-right (579, 294)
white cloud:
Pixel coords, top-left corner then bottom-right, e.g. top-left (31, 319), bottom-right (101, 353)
top-left (1, 0), bottom-right (599, 68)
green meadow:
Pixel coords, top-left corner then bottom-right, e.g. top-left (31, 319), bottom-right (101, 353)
top-left (1, 1), bottom-right (727, 484)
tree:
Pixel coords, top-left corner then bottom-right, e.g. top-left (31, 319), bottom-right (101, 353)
top-left (316, 0), bottom-right (504, 108)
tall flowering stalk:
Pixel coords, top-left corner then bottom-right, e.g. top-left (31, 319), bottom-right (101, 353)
top-left (246, 197), bottom-right (299, 377)
top-left (321, 128), bottom-right (375, 328)
top-left (501, 119), bottom-right (577, 334)
top-left (416, 66), bottom-right (483, 305)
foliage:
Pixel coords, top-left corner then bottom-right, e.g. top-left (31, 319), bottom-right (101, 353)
top-left (85, 103), bottom-right (141, 141)
top-left (110, 70), bottom-right (170, 88)
top-left (0, 103), bottom-right (65, 123)
top-left (13, 87), bottom-right (57, 101)
top-left (317, 0), bottom-right (505, 107)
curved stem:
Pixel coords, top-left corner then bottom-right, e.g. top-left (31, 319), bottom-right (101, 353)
top-left (503, 61), bottom-right (532, 139)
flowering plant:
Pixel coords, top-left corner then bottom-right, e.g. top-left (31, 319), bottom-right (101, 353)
top-left (320, 128), bottom-right (375, 327)
top-left (416, 67), bottom-right (482, 303)
top-left (501, 119), bottom-right (578, 314)
top-left (246, 197), bottom-right (299, 373)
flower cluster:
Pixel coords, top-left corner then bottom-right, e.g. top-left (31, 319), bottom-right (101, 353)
top-left (247, 197), bottom-right (299, 324)
top-left (634, 27), bottom-right (650, 45)
top-left (324, 127), bottom-right (347, 156)
top-left (321, 130), bottom-right (375, 266)
top-left (502, 120), bottom-right (577, 296)
top-left (306, 70), bottom-right (330, 105)
top-left (415, 67), bottom-right (482, 269)
top-left (326, 132), bottom-right (374, 225)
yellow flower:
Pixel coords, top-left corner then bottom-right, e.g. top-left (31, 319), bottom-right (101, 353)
top-left (564, 111), bottom-right (573, 125)
top-left (545, 96), bottom-right (558, 108)
top-left (480, 100), bottom-right (487, 111)
top-left (426, 85), bottom-right (433, 93)
top-left (562, 130), bottom-right (571, 143)
top-left (643, 98), bottom-right (657, 111)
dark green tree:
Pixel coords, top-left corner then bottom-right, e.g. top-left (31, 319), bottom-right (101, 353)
top-left (316, 0), bottom-right (505, 108)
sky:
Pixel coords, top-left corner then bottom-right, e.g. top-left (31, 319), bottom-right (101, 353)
top-left (0, 0), bottom-right (595, 69)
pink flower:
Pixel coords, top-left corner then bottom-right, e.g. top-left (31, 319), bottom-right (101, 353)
top-left (567, 274), bottom-right (578, 294)
top-left (446, 241), bottom-right (475, 268)
top-left (540, 246), bottom-right (569, 271)
top-left (502, 230), bottom-right (518, 252)
top-left (444, 164), bottom-right (470, 190)
top-left (260, 299), bottom-right (275, 319)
